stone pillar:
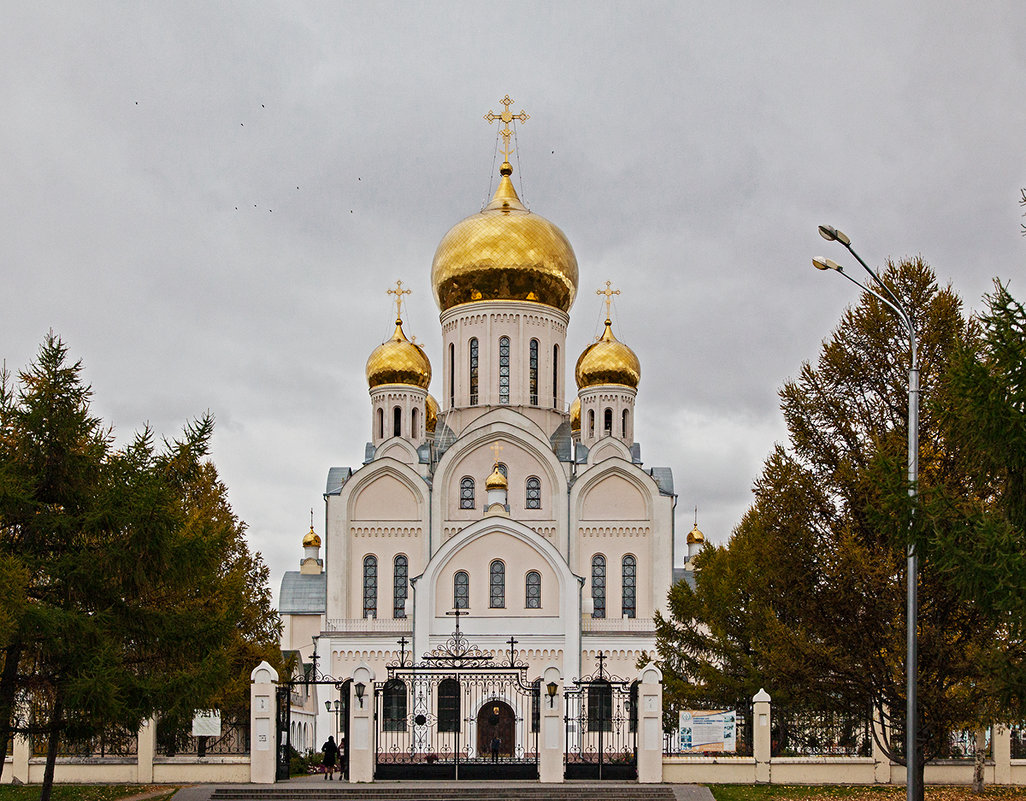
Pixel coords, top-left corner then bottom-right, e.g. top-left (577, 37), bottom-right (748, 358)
top-left (539, 665), bottom-right (564, 783)
top-left (12, 733), bottom-right (30, 784)
top-left (636, 663), bottom-right (663, 783)
top-left (753, 688), bottom-right (771, 784)
top-left (347, 664), bottom-right (376, 782)
top-left (993, 723), bottom-right (1011, 785)
top-left (137, 717), bottom-right (156, 783)
top-left (872, 707), bottom-right (890, 783)
top-left (250, 660), bottom-right (279, 784)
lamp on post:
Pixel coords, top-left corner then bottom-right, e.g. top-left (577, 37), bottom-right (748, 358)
top-left (354, 682), bottom-right (366, 709)
top-left (814, 224), bottom-right (919, 801)
top-left (546, 681), bottom-right (559, 708)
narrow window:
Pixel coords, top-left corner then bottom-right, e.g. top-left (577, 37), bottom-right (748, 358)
top-left (622, 555), bottom-right (637, 619)
top-left (460, 477), bottom-right (475, 509)
top-left (383, 678), bottom-right (407, 732)
top-left (498, 336), bottom-right (510, 404)
top-left (438, 678), bottom-right (460, 732)
top-left (587, 681), bottom-right (612, 732)
top-left (529, 339), bottom-right (539, 405)
top-left (377, 408), bottom-right (384, 439)
top-left (490, 560), bottom-right (505, 608)
top-left (531, 680), bottom-right (541, 732)
top-left (454, 570), bottom-right (469, 609)
top-left (588, 409), bottom-right (595, 439)
top-left (629, 681), bottom-right (639, 733)
top-left (603, 408), bottom-right (612, 435)
top-left (591, 554), bottom-right (606, 619)
top-left (552, 344), bottom-right (559, 408)
top-left (412, 408), bottom-right (419, 439)
top-left (393, 406), bottom-right (402, 437)
top-left (449, 343), bottom-right (455, 407)
top-left (393, 554), bottom-right (409, 618)
top-left (622, 409), bottom-right (629, 438)
top-left (525, 570), bottom-right (541, 609)
top-left (526, 476), bottom-right (541, 509)
top-left (469, 338), bottom-right (479, 406)
top-left (363, 555), bottom-right (378, 618)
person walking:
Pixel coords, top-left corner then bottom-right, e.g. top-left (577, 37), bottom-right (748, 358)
top-left (321, 735), bottom-right (338, 780)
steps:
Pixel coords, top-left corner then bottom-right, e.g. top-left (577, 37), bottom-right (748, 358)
top-left (210, 785), bottom-right (678, 801)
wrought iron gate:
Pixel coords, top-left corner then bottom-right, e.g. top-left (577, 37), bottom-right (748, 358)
top-left (275, 666), bottom-right (351, 782)
top-left (374, 623), bottom-right (540, 779)
top-left (564, 653), bottom-right (638, 780)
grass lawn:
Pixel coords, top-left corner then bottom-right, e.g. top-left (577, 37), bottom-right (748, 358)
top-left (710, 787), bottom-right (1026, 801)
top-left (0, 786), bottom-right (178, 801)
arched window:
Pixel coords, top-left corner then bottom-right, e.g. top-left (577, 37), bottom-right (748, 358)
top-left (498, 336), bottom-right (510, 404)
top-left (552, 344), bottom-right (559, 408)
top-left (393, 406), bottom-right (402, 437)
top-left (603, 408), bottom-right (613, 435)
top-left (363, 555), bottom-right (377, 618)
top-left (529, 339), bottom-right (539, 405)
top-left (393, 555), bottom-right (408, 618)
top-left (454, 570), bottom-right (469, 609)
top-left (622, 555), bottom-right (637, 619)
top-left (469, 338), bottom-right (479, 405)
top-left (526, 476), bottom-right (541, 509)
top-left (588, 409), bottom-right (595, 439)
top-left (459, 477), bottom-right (475, 509)
top-left (490, 560), bottom-right (505, 608)
top-left (622, 409), bottom-right (629, 438)
top-left (438, 678), bottom-right (460, 732)
top-left (496, 462), bottom-right (508, 478)
top-left (525, 570), bottom-right (541, 609)
top-left (383, 678), bottom-right (407, 731)
top-left (591, 554), bottom-right (606, 619)
top-left (449, 343), bottom-right (455, 407)
top-left (411, 408), bottom-right (419, 439)
top-left (377, 407), bottom-right (384, 439)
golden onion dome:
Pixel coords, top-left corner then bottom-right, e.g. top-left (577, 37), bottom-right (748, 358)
top-left (431, 161), bottom-right (578, 313)
top-left (425, 393), bottom-right (439, 434)
top-left (569, 397), bottom-right (581, 432)
top-left (303, 525), bottom-right (321, 548)
top-left (366, 320), bottom-right (432, 390)
top-left (575, 320), bottom-right (641, 390)
top-left (686, 524), bottom-right (705, 546)
top-left (485, 465), bottom-right (509, 491)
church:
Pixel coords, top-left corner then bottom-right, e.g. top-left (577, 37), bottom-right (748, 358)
top-left (277, 98), bottom-right (702, 764)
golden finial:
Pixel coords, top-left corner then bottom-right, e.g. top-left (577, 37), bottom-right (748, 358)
top-left (596, 280), bottom-right (621, 324)
top-left (484, 95), bottom-right (529, 163)
top-left (489, 441), bottom-right (504, 466)
top-left (387, 280), bottom-right (412, 324)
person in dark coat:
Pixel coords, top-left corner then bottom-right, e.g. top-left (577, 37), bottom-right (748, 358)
top-left (490, 736), bottom-right (501, 762)
top-left (322, 735), bottom-right (338, 780)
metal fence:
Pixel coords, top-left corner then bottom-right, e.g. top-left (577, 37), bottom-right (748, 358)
top-left (771, 708), bottom-right (872, 757)
top-left (31, 727), bottom-right (138, 758)
top-left (156, 718), bottom-right (250, 757)
top-left (1012, 723), bottom-right (1026, 759)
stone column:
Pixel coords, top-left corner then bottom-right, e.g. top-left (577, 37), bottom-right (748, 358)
top-left (539, 665), bottom-right (564, 783)
top-left (347, 664), bottom-right (376, 782)
top-left (753, 688), bottom-right (771, 784)
top-left (636, 663), bottom-right (663, 784)
top-left (250, 660), bottom-right (279, 784)
top-left (993, 724), bottom-right (1011, 785)
top-left (137, 717), bottom-right (156, 783)
top-left (12, 733), bottom-right (30, 784)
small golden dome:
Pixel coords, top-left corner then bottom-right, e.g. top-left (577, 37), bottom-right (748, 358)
top-left (425, 394), bottom-right (439, 434)
top-left (569, 397), bottom-right (581, 432)
top-left (303, 526), bottom-right (321, 548)
top-left (485, 465), bottom-right (508, 491)
top-left (575, 321), bottom-right (641, 390)
top-left (686, 524), bottom-right (705, 546)
top-left (431, 162), bottom-right (578, 313)
top-left (366, 321), bottom-right (432, 390)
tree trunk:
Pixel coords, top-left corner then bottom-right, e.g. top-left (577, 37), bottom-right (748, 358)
top-left (39, 696), bottom-right (62, 801)
top-left (0, 641), bottom-right (23, 783)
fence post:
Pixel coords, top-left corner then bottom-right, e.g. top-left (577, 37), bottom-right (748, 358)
top-left (12, 733), bottom-right (30, 783)
top-left (753, 688), bottom-right (771, 783)
top-left (872, 706), bottom-right (890, 783)
top-left (347, 664), bottom-right (375, 782)
top-left (250, 660), bottom-right (279, 784)
top-left (137, 717), bottom-right (156, 783)
top-left (637, 662), bottom-right (663, 784)
top-left (539, 665), bottom-right (564, 783)
top-left (993, 724), bottom-right (1011, 785)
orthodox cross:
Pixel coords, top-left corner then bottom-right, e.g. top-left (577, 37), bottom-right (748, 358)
top-left (387, 280), bottom-right (411, 323)
top-left (596, 280), bottom-right (620, 324)
top-left (484, 95), bottom-right (530, 161)
top-left (310, 638), bottom-right (320, 680)
top-left (489, 441), bottom-right (504, 466)
top-left (445, 607), bottom-right (465, 635)
top-left (506, 635), bottom-right (519, 666)
top-left (309, 507), bottom-right (314, 528)
top-left (396, 636), bottom-right (409, 667)
top-left (595, 650), bottom-right (607, 681)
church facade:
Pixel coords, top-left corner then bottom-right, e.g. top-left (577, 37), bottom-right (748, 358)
top-left (278, 101), bottom-right (699, 757)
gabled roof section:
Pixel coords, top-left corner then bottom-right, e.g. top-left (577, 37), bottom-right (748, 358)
top-left (279, 571), bottom-right (326, 614)
top-left (648, 466), bottom-right (674, 496)
top-left (672, 567), bottom-right (696, 589)
top-left (550, 421), bottom-right (572, 462)
top-left (325, 467), bottom-right (352, 496)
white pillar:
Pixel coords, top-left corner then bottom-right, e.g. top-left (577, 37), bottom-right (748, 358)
top-left (137, 717), bottom-right (156, 783)
top-left (347, 664), bottom-right (376, 782)
top-left (636, 663), bottom-right (663, 783)
top-left (250, 660), bottom-right (279, 784)
top-left (872, 707), bottom-right (890, 783)
top-left (12, 733), bottom-right (30, 784)
top-left (539, 665), bottom-right (564, 783)
top-left (753, 688), bottom-right (771, 784)
top-left (994, 724), bottom-right (1011, 785)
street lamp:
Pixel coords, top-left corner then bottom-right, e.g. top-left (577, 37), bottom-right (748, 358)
top-left (814, 224), bottom-right (919, 801)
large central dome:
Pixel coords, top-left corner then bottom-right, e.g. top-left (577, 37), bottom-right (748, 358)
top-left (431, 162), bottom-right (578, 313)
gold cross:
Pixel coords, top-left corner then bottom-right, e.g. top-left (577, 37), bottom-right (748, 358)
top-left (489, 441), bottom-right (504, 465)
top-left (387, 280), bottom-right (412, 323)
top-left (484, 95), bottom-right (529, 161)
top-left (596, 280), bottom-right (620, 323)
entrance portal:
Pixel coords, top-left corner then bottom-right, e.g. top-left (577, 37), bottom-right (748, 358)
top-left (476, 700), bottom-right (516, 758)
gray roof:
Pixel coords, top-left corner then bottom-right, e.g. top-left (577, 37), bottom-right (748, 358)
top-left (279, 571), bottom-right (326, 614)
top-left (673, 567), bottom-right (697, 589)
top-left (648, 467), bottom-right (674, 496)
top-left (325, 467), bottom-right (351, 496)
top-left (550, 422), bottom-right (572, 462)
top-left (575, 443), bottom-right (589, 464)
top-left (631, 442), bottom-right (642, 464)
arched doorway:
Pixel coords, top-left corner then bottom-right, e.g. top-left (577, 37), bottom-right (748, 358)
top-left (476, 700), bottom-right (516, 758)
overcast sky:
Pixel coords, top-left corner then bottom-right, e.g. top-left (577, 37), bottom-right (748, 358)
top-left (3, 2), bottom-right (1024, 599)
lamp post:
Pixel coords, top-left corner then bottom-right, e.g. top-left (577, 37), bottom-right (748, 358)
top-left (814, 225), bottom-right (919, 801)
